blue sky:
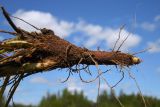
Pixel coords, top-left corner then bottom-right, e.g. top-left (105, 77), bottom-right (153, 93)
top-left (0, 0), bottom-right (160, 105)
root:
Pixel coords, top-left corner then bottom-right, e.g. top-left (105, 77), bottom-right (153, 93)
top-left (11, 15), bottom-right (40, 30)
top-left (116, 32), bottom-right (130, 52)
top-left (102, 76), bottom-right (124, 107)
top-left (0, 6), bottom-right (144, 106)
top-left (132, 47), bottom-right (152, 55)
top-left (1, 6), bottom-right (22, 35)
top-left (111, 69), bottom-right (124, 88)
top-left (79, 69), bottom-right (110, 83)
top-left (127, 69), bottom-right (147, 107)
top-left (61, 69), bottom-right (72, 83)
top-left (112, 24), bottom-right (125, 51)
top-left (0, 30), bottom-right (16, 35)
top-left (5, 74), bottom-right (23, 107)
top-left (88, 54), bottom-right (101, 107)
top-left (0, 76), bottom-right (10, 104)
top-left (87, 53), bottom-right (124, 107)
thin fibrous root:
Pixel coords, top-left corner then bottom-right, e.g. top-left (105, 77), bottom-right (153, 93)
top-left (102, 76), bottom-right (124, 107)
top-left (10, 15), bottom-right (40, 31)
top-left (112, 24), bottom-right (125, 51)
top-left (111, 70), bottom-right (124, 88)
top-left (0, 6), bottom-right (23, 35)
top-left (79, 69), bottom-right (110, 83)
top-left (127, 69), bottom-right (147, 107)
top-left (60, 69), bottom-right (72, 83)
top-left (0, 76), bottom-right (10, 103)
top-left (0, 30), bottom-right (16, 35)
top-left (88, 53), bottom-right (124, 107)
top-left (5, 74), bottom-right (23, 107)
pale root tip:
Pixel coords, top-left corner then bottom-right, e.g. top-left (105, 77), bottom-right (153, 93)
top-left (132, 57), bottom-right (141, 64)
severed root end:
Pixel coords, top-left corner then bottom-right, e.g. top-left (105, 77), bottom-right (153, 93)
top-left (23, 59), bottom-right (57, 72)
top-left (132, 56), bottom-right (141, 64)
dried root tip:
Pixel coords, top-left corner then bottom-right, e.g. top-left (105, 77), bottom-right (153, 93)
top-left (132, 57), bottom-right (141, 64)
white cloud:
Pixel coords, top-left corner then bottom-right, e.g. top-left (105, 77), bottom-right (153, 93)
top-left (13, 10), bottom-right (75, 38)
top-left (140, 22), bottom-right (156, 31)
top-left (147, 39), bottom-right (160, 53)
top-left (154, 15), bottom-right (160, 22)
top-left (13, 10), bottom-right (141, 51)
top-left (76, 21), bottom-right (141, 51)
top-left (30, 76), bottom-right (52, 86)
top-left (66, 78), bottom-right (83, 93)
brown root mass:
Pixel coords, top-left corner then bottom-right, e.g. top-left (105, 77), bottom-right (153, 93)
top-left (0, 29), bottom-right (140, 77)
top-left (0, 6), bottom-right (141, 77)
top-left (0, 6), bottom-right (143, 107)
